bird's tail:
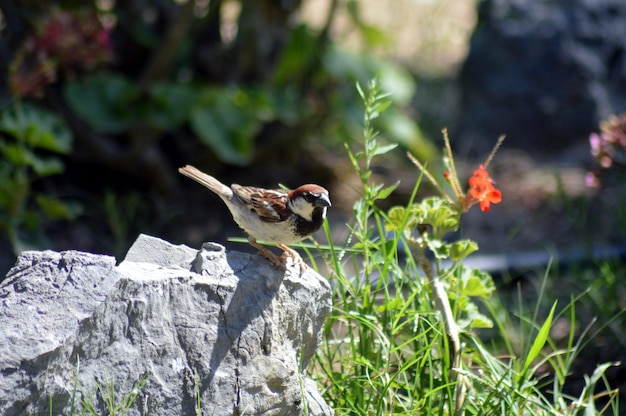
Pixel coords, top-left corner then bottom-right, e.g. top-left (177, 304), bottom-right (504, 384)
top-left (178, 165), bottom-right (233, 198)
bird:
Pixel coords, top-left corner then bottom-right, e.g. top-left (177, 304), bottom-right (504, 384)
top-left (178, 165), bottom-right (331, 271)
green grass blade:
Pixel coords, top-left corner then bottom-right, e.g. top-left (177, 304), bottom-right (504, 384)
top-left (523, 300), bottom-right (557, 377)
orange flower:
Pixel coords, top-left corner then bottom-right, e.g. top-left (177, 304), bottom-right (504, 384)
top-left (465, 165), bottom-right (502, 212)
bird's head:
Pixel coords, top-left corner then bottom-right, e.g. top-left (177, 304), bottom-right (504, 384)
top-left (287, 185), bottom-right (331, 221)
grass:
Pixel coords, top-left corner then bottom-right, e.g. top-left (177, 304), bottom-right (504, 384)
top-left (54, 357), bottom-right (149, 416)
top-left (305, 79), bottom-right (621, 415)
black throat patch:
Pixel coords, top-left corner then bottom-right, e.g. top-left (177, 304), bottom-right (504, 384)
top-left (294, 207), bottom-right (325, 238)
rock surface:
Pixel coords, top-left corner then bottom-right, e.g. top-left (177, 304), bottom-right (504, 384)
top-left (0, 234), bottom-right (333, 415)
top-left (456, 0), bottom-right (626, 156)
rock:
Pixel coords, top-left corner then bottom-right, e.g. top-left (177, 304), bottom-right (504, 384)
top-left (455, 0), bottom-right (626, 156)
top-left (0, 234), bottom-right (333, 415)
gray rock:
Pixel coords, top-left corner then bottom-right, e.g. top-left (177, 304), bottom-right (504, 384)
top-left (455, 0), bottom-right (626, 156)
top-left (0, 234), bottom-right (333, 415)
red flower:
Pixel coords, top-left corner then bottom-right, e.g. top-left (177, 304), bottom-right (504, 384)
top-left (465, 165), bottom-right (502, 212)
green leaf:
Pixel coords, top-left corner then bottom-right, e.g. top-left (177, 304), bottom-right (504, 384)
top-left (190, 88), bottom-right (260, 165)
top-left (370, 99), bottom-right (392, 116)
top-left (377, 297), bottom-right (403, 314)
top-left (385, 206), bottom-right (408, 232)
top-left (355, 81), bottom-right (366, 102)
top-left (523, 301), bottom-right (557, 376)
top-left (147, 83), bottom-right (199, 129)
top-left (35, 194), bottom-right (82, 220)
top-left (0, 103), bottom-right (72, 154)
top-left (273, 24), bottom-right (317, 85)
top-left (455, 266), bottom-right (495, 299)
top-left (190, 108), bottom-right (253, 165)
top-left (425, 200), bottom-right (460, 235)
top-left (588, 362), bottom-right (618, 386)
top-left (371, 143), bottom-right (398, 157)
top-left (0, 142), bottom-right (32, 166)
top-left (64, 73), bottom-right (137, 134)
top-left (258, 87), bottom-right (301, 125)
top-left (357, 23), bottom-right (390, 48)
top-left (449, 239), bottom-right (478, 263)
top-left (378, 110), bottom-right (436, 162)
top-left (468, 312), bottom-right (494, 329)
top-left (425, 237), bottom-right (449, 260)
top-left (325, 47), bottom-right (371, 83)
top-left (373, 181), bottom-right (399, 200)
top-left (0, 143), bottom-right (64, 176)
top-left (346, 0), bottom-right (390, 48)
top-left (347, 148), bottom-right (363, 168)
top-left (459, 303), bottom-right (494, 329)
top-left (31, 156), bottom-right (64, 176)
top-left (408, 197), bottom-right (460, 236)
top-left (377, 61), bottom-right (416, 105)
top-left (431, 208), bottom-right (458, 233)
top-left (369, 239), bottom-right (397, 266)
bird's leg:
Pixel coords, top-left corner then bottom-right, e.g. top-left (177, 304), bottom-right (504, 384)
top-left (277, 244), bottom-right (307, 272)
top-left (248, 237), bottom-right (285, 270)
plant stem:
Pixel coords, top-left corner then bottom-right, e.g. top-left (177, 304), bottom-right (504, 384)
top-left (408, 238), bottom-right (466, 414)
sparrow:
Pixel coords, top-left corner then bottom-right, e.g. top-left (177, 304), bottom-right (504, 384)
top-left (178, 165), bottom-right (331, 271)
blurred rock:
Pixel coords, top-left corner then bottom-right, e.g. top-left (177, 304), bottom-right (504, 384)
top-left (0, 234), bottom-right (333, 415)
top-left (456, 0), bottom-right (626, 156)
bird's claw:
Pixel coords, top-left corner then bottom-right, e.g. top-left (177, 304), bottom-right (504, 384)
top-left (248, 238), bottom-right (307, 274)
top-left (278, 244), bottom-right (307, 273)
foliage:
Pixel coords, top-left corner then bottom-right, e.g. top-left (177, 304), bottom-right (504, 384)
top-left (306, 80), bottom-right (619, 415)
top-left (62, 73), bottom-right (303, 165)
top-left (0, 102), bottom-right (79, 253)
top-left (59, 357), bottom-right (149, 416)
top-left (3, 2), bottom-right (434, 183)
top-left (80, 374), bottom-right (148, 416)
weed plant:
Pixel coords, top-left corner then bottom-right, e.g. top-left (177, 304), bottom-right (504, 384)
top-left (0, 102), bottom-right (79, 253)
top-left (307, 80), bottom-right (620, 415)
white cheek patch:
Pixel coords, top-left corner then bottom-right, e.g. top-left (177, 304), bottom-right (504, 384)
top-left (289, 197), bottom-right (315, 221)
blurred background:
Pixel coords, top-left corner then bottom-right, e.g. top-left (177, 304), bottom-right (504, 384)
top-left (1, 0), bottom-right (626, 404)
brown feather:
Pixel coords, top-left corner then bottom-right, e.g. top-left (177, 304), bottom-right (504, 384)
top-left (231, 185), bottom-right (290, 223)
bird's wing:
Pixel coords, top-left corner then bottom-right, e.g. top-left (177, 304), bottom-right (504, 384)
top-left (231, 185), bottom-right (291, 223)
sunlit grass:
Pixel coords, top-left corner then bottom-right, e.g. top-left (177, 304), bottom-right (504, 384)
top-left (306, 80), bottom-right (620, 415)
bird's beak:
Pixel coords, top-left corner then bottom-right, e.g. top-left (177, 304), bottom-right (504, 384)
top-left (317, 194), bottom-right (332, 208)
